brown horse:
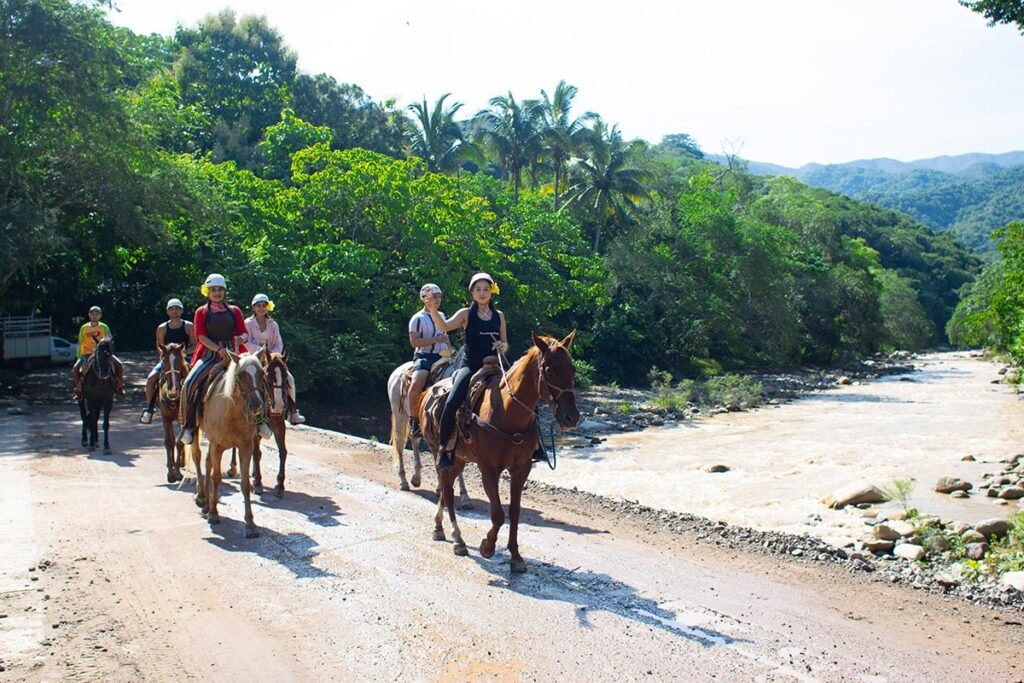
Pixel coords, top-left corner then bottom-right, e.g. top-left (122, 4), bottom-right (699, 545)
top-left (156, 342), bottom-right (187, 483)
top-left (187, 351), bottom-right (266, 538)
top-left (252, 349), bottom-right (290, 498)
top-left (420, 331), bottom-right (579, 572)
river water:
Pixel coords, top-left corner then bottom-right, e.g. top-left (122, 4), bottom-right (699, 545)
top-left (536, 352), bottom-right (1022, 545)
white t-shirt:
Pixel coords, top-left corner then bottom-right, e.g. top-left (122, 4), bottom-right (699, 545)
top-left (408, 309), bottom-right (448, 355)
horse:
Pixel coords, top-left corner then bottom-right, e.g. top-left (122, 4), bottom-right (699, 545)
top-left (251, 349), bottom-right (291, 498)
top-left (388, 351), bottom-right (470, 506)
top-left (156, 342), bottom-right (187, 483)
top-left (78, 339), bottom-right (116, 454)
top-left (420, 331), bottom-right (579, 572)
top-left (187, 351), bottom-right (266, 538)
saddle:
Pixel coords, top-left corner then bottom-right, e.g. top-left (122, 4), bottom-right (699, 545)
top-left (421, 360), bottom-right (502, 464)
top-left (400, 355), bottom-right (453, 410)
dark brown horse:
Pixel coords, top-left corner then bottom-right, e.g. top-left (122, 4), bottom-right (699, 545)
top-left (156, 342), bottom-right (187, 483)
top-left (420, 331), bottom-right (579, 572)
top-left (252, 349), bottom-right (291, 498)
top-left (78, 339), bottom-right (116, 454)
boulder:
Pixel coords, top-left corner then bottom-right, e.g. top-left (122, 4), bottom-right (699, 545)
top-left (960, 529), bottom-right (985, 544)
top-left (823, 482), bottom-right (887, 510)
top-left (998, 486), bottom-right (1024, 500)
top-left (704, 464), bottom-right (730, 474)
top-left (950, 490), bottom-right (969, 499)
top-left (961, 454), bottom-right (976, 462)
top-left (1001, 571), bottom-right (1024, 592)
top-left (934, 477), bottom-right (972, 494)
top-left (950, 522), bottom-right (971, 536)
top-left (864, 540), bottom-right (894, 554)
top-left (894, 543), bottom-right (925, 561)
top-left (965, 542), bottom-right (989, 561)
top-left (873, 521), bottom-right (913, 540)
top-left (973, 518), bottom-right (1009, 540)
top-left (924, 535), bottom-right (950, 553)
top-left (579, 419), bottom-right (611, 432)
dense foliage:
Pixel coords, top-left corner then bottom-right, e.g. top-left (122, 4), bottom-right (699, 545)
top-left (0, 1), bottom-right (984, 397)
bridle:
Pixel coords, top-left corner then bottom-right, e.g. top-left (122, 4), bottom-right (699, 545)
top-left (264, 358), bottom-right (288, 414)
top-left (232, 359), bottom-right (267, 425)
top-left (159, 349), bottom-right (185, 403)
top-left (93, 342), bottom-right (114, 381)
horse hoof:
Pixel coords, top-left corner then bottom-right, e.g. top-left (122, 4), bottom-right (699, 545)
top-left (399, 481), bottom-right (410, 492)
top-left (226, 469), bottom-right (238, 479)
top-left (411, 473), bottom-right (421, 488)
top-left (273, 486), bottom-right (284, 499)
top-left (454, 544), bottom-right (469, 557)
top-left (245, 527), bottom-right (260, 539)
top-left (208, 513), bottom-right (220, 524)
top-left (510, 559), bottom-right (528, 574)
top-left (480, 539), bottom-right (496, 559)
top-left (167, 471), bottom-right (178, 484)
top-left (103, 448), bottom-right (112, 455)
top-left (433, 529), bottom-right (446, 542)
top-left (81, 438), bottom-right (88, 447)
top-left (89, 444), bottom-right (97, 451)
top-left (254, 484), bottom-right (264, 494)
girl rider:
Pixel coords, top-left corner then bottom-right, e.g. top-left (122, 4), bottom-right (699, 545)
top-left (178, 273), bottom-right (272, 445)
top-left (244, 293), bottom-right (306, 425)
top-left (426, 273), bottom-right (508, 470)
top-left (139, 298), bottom-right (196, 424)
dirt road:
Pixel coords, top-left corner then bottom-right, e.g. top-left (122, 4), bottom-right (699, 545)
top-left (1, 404), bottom-right (1022, 682)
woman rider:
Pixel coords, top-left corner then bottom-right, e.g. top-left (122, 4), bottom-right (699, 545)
top-left (244, 293), bottom-right (306, 425)
top-left (426, 273), bottom-right (508, 470)
top-left (139, 298), bottom-right (196, 424)
top-left (178, 273), bottom-right (271, 445)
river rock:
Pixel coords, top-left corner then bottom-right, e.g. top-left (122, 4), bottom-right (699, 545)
top-left (950, 490), bottom-right (969, 499)
top-left (894, 543), bottom-right (925, 561)
top-left (961, 529), bottom-right (985, 544)
top-left (961, 454), bottom-right (976, 462)
top-left (1001, 572), bottom-right (1024, 592)
top-left (924, 535), bottom-right (950, 553)
top-left (579, 419), bottom-right (611, 432)
top-left (934, 477), bottom-right (972, 494)
top-left (998, 486), bottom-right (1024, 500)
top-left (965, 542), bottom-right (989, 561)
top-left (837, 376), bottom-right (851, 385)
top-left (864, 540), bottom-right (894, 554)
top-left (973, 519), bottom-right (1009, 540)
top-left (873, 521), bottom-right (913, 540)
top-left (986, 488), bottom-right (998, 498)
top-left (950, 522), bottom-right (971, 536)
top-left (823, 482), bottom-right (887, 509)
top-left (704, 464), bottom-right (730, 473)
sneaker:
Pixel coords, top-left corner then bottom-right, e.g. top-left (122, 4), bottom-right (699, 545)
top-left (259, 423), bottom-right (273, 439)
top-left (139, 409), bottom-right (153, 424)
top-left (179, 428), bottom-right (194, 445)
top-left (288, 410), bottom-right (306, 426)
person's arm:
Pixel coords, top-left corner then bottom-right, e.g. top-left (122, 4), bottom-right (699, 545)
top-left (100, 322), bottom-right (112, 340)
top-left (269, 320), bottom-right (284, 355)
top-left (184, 321), bottom-right (197, 354)
top-left (428, 305), bottom-right (467, 333)
top-left (494, 310), bottom-right (509, 354)
top-left (76, 324), bottom-right (86, 359)
top-left (155, 323), bottom-right (165, 352)
top-left (409, 315), bottom-right (448, 350)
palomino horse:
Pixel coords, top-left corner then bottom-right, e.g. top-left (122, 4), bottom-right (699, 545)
top-left (387, 352), bottom-right (470, 506)
top-left (251, 349), bottom-right (291, 498)
top-left (156, 342), bottom-right (187, 482)
top-left (187, 351), bottom-right (266, 538)
top-left (78, 339), bottom-right (117, 454)
top-left (420, 332), bottom-right (579, 572)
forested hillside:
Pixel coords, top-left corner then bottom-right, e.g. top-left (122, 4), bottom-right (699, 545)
top-left (0, 1), bottom-right (981, 394)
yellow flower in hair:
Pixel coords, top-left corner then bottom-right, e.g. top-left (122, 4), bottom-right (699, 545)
top-left (200, 284), bottom-right (209, 297)
top-left (266, 301), bottom-right (275, 312)
top-left (491, 282), bottom-right (500, 295)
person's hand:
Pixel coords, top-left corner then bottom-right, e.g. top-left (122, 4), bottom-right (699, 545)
top-left (492, 340), bottom-right (508, 353)
top-left (423, 297), bottom-right (438, 312)
top-left (217, 348), bottom-right (230, 363)
top-left (436, 334), bottom-right (449, 346)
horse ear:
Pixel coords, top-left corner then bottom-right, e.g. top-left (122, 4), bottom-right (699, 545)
top-left (532, 331), bottom-right (548, 353)
top-left (158, 342), bottom-right (166, 353)
top-left (257, 346), bottom-right (268, 366)
top-left (282, 348), bottom-right (288, 363)
top-left (225, 350), bottom-right (239, 365)
top-left (559, 329), bottom-right (576, 349)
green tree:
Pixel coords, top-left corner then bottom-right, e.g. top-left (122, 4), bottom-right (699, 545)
top-left (959, 0), bottom-right (1024, 32)
top-left (539, 80), bottom-right (594, 210)
top-left (404, 93), bottom-right (474, 173)
top-left (291, 73), bottom-right (403, 156)
top-left (473, 92), bottom-right (544, 202)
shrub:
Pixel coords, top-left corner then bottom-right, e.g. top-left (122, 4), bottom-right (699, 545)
top-left (704, 374), bottom-right (762, 410)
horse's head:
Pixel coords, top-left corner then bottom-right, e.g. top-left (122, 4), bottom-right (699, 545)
top-left (225, 351), bottom-right (267, 422)
top-left (158, 343), bottom-right (186, 401)
top-left (533, 330), bottom-right (580, 429)
top-left (263, 352), bottom-right (290, 416)
top-left (94, 339), bottom-right (114, 379)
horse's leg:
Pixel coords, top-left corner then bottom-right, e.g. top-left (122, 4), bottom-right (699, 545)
top-left (252, 434), bottom-right (264, 495)
top-left (456, 472), bottom-right (472, 509)
top-left (191, 437), bottom-right (207, 513)
top-left (506, 462), bottom-right (532, 573)
top-left (239, 444), bottom-right (259, 538)
top-left (101, 400), bottom-right (112, 454)
top-left (433, 486), bottom-right (447, 542)
top-left (88, 401), bottom-right (99, 450)
top-left (273, 423), bottom-right (287, 498)
top-left (391, 409), bottom-right (410, 491)
top-left (79, 400), bottom-right (88, 447)
top-left (227, 447), bottom-right (238, 479)
top-left (478, 463), bottom-right (504, 560)
top-left (163, 416), bottom-right (176, 482)
top-left (445, 460), bottom-right (468, 556)
top-left (206, 441), bottom-right (223, 524)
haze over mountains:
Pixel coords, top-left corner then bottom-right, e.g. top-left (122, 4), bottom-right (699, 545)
top-left (714, 151), bottom-right (1024, 255)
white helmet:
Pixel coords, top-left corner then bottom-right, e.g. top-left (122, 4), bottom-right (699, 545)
top-left (419, 283), bottom-right (442, 298)
top-left (468, 272), bottom-right (493, 290)
top-left (166, 298), bottom-right (184, 310)
top-left (251, 293), bottom-right (270, 306)
top-left (203, 273), bottom-right (226, 288)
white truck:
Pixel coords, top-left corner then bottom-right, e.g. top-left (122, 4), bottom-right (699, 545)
top-left (1, 316), bottom-right (77, 370)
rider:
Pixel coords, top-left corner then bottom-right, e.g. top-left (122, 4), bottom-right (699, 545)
top-left (426, 273), bottom-right (508, 470)
top-left (244, 293), bottom-right (306, 425)
top-left (178, 274), bottom-right (271, 445)
top-left (73, 305), bottom-right (125, 400)
top-left (139, 298), bottom-right (196, 424)
top-left (407, 283), bottom-right (450, 437)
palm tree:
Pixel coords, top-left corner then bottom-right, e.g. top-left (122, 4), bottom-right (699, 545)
top-left (404, 93), bottom-right (472, 173)
top-left (473, 92), bottom-right (544, 202)
top-left (540, 80), bottom-right (595, 210)
top-left (566, 118), bottom-right (650, 253)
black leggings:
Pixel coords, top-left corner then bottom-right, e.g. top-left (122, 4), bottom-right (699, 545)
top-left (439, 366), bottom-right (473, 447)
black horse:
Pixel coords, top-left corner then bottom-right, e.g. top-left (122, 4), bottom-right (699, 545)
top-left (78, 339), bottom-right (116, 453)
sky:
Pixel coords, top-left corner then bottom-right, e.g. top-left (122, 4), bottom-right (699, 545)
top-left (104, 0), bottom-right (1024, 168)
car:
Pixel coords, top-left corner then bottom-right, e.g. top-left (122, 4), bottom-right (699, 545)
top-left (50, 336), bottom-right (77, 365)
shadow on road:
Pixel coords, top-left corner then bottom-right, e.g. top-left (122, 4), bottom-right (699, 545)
top-left (204, 517), bottom-right (338, 580)
top-left (472, 554), bottom-right (750, 648)
top-left (256, 488), bottom-right (345, 527)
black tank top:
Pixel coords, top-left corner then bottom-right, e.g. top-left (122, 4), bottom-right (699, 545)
top-left (204, 306), bottom-right (236, 344)
top-left (163, 321), bottom-right (188, 345)
top-left (465, 303), bottom-right (501, 372)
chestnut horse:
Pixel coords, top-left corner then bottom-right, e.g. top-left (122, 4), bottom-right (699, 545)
top-left (156, 342), bottom-right (187, 483)
top-left (78, 339), bottom-right (116, 454)
top-left (420, 332), bottom-right (579, 572)
top-left (187, 351), bottom-right (266, 538)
